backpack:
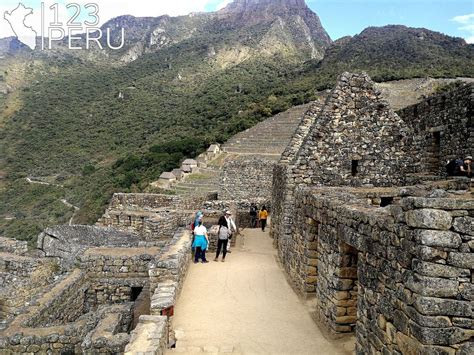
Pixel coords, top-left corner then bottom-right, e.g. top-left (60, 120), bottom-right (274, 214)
top-left (446, 159), bottom-right (460, 176)
top-left (218, 226), bottom-right (230, 240)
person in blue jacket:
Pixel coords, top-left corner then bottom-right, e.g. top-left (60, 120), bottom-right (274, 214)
top-left (192, 219), bottom-right (209, 264)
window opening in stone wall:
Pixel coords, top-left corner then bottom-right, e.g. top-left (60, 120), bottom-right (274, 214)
top-left (380, 197), bottom-right (394, 207)
top-left (131, 287), bottom-right (143, 302)
top-left (351, 160), bottom-right (359, 177)
top-left (128, 215), bottom-right (132, 225)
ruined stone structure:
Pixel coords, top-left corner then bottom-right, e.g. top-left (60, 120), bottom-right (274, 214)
top-left (1, 72), bottom-right (472, 354)
top-left (271, 73), bottom-right (473, 354)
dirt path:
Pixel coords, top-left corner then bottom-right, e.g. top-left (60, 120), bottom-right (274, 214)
top-left (169, 228), bottom-right (355, 354)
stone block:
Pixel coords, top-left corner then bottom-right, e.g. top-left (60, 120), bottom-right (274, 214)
top-left (453, 217), bottom-right (474, 236)
top-left (415, 230), bottom-right (462, 248)
top-left (406, 274), bottom-right (459, 298)
top-left (413, 296), bottom-right (472, 317)
top-left (406, 209), bottom-right (452, 230)
top-left (447, 252), bottom-right (474, 269)
top-left (409, 321), bottom-right (474, 345)
top-left (336, 315), bottom-right (357, 324)
top-left (412, 260), bottom-right (469, 278)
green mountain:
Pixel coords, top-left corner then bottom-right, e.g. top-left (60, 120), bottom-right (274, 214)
top-left (0, 0), bottom-right (473, 245)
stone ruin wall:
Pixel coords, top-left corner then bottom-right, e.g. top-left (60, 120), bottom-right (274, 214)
top-left (398, 83), bottom-right (474, 176)
top-left (271, 73), bottom-right (474, 354)
top-left (289, 187), bottom-right (473, 354)
top-left (219, 157), bottom-right (275, 202)
top-left (98, 192), bottom-right (219, 240)
top-left (0, 221), bottom-right (193, 354)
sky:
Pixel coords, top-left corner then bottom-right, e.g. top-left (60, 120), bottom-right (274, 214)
top-left (0, 0), bottom-right (473, 43)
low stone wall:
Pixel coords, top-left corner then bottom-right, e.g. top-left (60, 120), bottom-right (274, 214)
top-left (37, 225), bottom-right (141, 270)
top-left (24, 269), bottom-right (89, 327)
top-left (219, 157), bottom-right (275, 201)
top-left (81, 304), bottom-right (133, 353)
top-left (125, 315), bottom-right (168, 355)
top-left (81, 247), bottom-right (161, 309)
top-left (0, 302), bottom-right (133, 354)
top-left (108, 193), bottom-right (180, 211)
top-left (285, 186), bottom-right (473, 354)
top-left (0, 252), bottom-right (43, 277)
top-left (98, 209), bottom-right (180, 241)
top-left (0, 237), bottom-right (28, 255)
top-left (149, 228), bottom-right (192, 294)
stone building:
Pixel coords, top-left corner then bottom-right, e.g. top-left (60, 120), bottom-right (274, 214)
top-left (271, 72), bottom-right (473, 354)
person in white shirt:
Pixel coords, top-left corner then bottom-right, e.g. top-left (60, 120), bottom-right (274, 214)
top-left (192, 220), bottom-right (209, 263)
top-left (224, 210), bottom-right (237, 253)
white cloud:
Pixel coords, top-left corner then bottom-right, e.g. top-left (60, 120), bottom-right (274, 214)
top-left (451, 13), bottom-right (474, 43)
top-left (452, 13), bottom-right (474, 24)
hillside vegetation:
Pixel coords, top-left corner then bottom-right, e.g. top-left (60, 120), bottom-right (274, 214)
top-left (1, 3), bottom-right (473, 244)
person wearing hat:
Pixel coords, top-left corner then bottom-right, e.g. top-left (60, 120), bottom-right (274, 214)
top-left (192, 218), bottom-right (209, 264)
top-left (457, 156), bottom-right (473, 177)
top-left (224, 210), bottom-right (237, 253)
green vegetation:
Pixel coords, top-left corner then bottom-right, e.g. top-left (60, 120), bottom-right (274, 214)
top-left (1, 21), bottom-right (473, 244)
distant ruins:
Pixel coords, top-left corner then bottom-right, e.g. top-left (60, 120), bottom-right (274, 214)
top-left (1, 73), bottom-right (472, 354)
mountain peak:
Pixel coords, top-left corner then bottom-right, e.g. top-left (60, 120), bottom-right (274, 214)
top-left (220, 0), bottom-right (309, 15)
top-left (223, 0), bottom-right (308, 11)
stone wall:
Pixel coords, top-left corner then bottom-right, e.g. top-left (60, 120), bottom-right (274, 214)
top-left (149, 229), bottom-right (192, 294)
top-left (98, 210), bottom-right (179, 241)
top-left (0, 302), bottom-right (133, 354)
top-left (398, 82), bottom-right (474, 176)
top-left (287, 186), bottom-right (473, 354)
top-left (24, 270), bottom-right (89, 327)
top-left (0, 237), bottom-right (28, 255)
top-left (37, 225), bottom-right (143, 270)
top-left (108, 193), bottom-right (180, 211)
top-left (219, 157), bottom-right (275, 201)
top-left (125, 315), bottom-right (168, 355)
top-left (81, 248), bottom-right (159, 309)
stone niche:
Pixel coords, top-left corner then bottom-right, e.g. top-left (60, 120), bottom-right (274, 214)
top-left (288, 186), bottom-right (473, 354)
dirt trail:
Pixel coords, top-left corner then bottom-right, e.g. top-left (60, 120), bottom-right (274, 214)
top-left (169, 228), bottom-right (355, 354)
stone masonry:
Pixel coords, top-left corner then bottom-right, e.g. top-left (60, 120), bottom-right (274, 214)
top-left (271, 72), bottom-right (473, 354)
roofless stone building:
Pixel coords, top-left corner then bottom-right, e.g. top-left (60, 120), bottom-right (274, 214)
top-left (271, 72), bottom-right (473, 354)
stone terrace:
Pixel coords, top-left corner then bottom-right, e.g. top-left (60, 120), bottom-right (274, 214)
top-left (221, 103), bottom-right (312, 158)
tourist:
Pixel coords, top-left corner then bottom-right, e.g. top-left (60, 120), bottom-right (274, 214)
top-left (224, 210), bottom-right (237, 253)
top-left (249, 203), bottom-right (258, 228)
top-left (215, 215), bottom-right (230, 262)
top-left (192, 211), bottom-right (203, 230)
top-left (192, 219), bottom-right (209, 264)
top-left (457, 156), bottom-right (473, 178)
top-left (259, 206), bottom-right (269, 232)
top-left (447, 156), bottom-right (473, 177)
